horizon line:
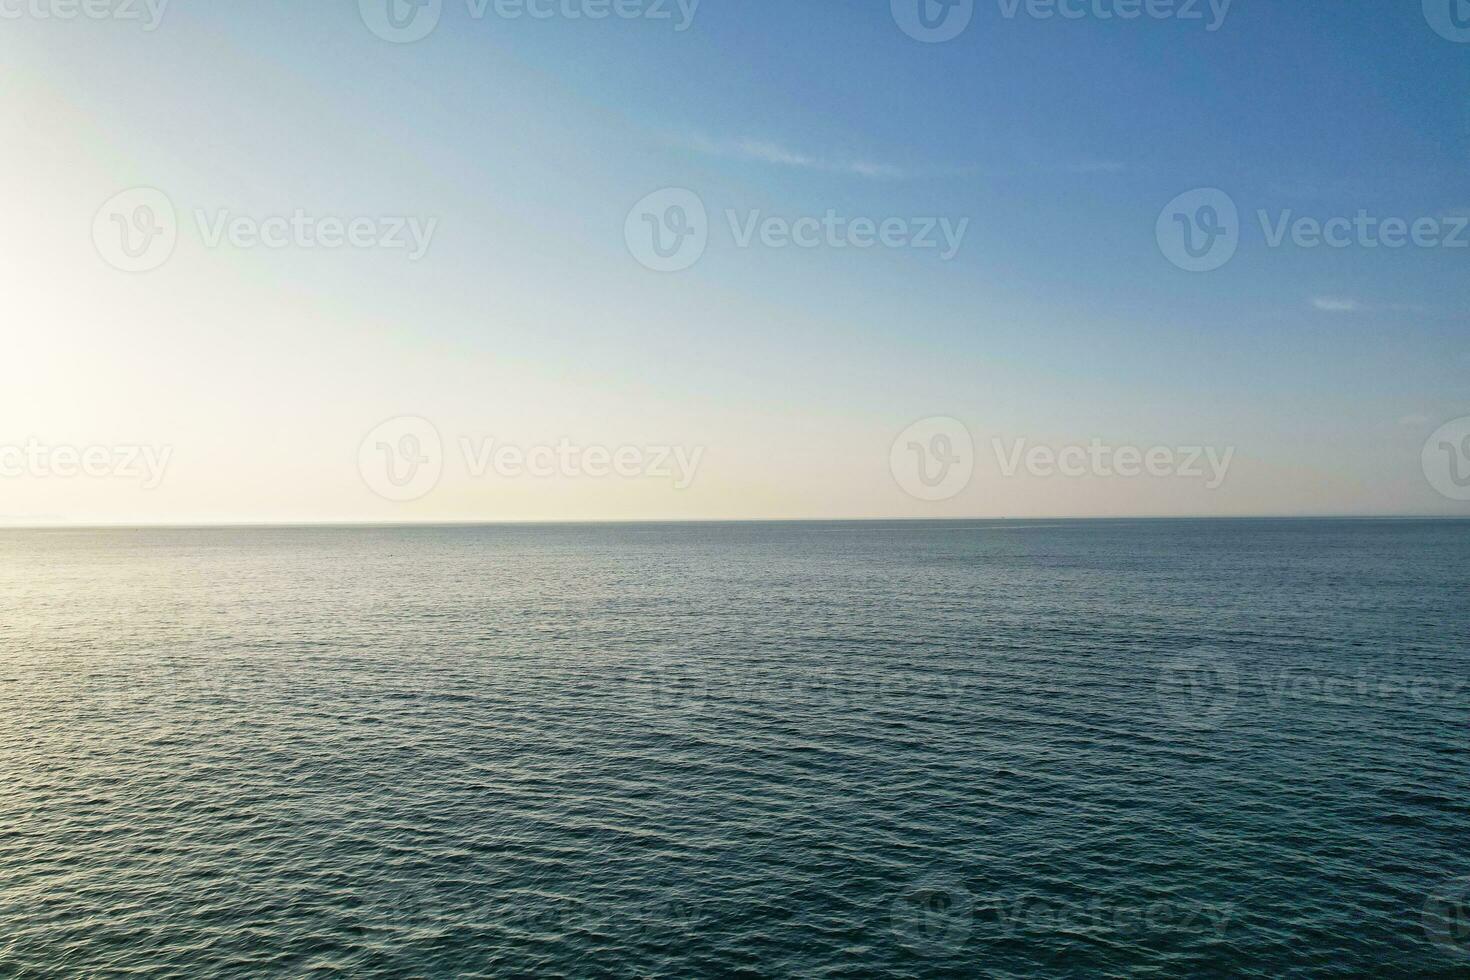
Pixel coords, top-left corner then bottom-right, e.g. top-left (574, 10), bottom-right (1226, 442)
top-left (3, 515), bottom-right (1469, 531)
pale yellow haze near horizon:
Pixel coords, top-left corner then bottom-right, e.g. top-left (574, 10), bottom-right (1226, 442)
top-left (1, 58), bottom-right (1461, 524)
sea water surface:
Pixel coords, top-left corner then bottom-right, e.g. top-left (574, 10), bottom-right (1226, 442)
top-left (1, 520), bottom-right (1467, 977)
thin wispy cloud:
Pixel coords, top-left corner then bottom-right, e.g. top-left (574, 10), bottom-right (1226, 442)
top-left (680, 135), bottom-right (910, 179)
top-left (1310, 298), bottom-right (1434, 316)
top-left (677, 135), bottom-right (1125, 182)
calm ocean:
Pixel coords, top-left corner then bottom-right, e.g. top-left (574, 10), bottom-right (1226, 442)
top-left (2, 520), bottom-right (1467, 976)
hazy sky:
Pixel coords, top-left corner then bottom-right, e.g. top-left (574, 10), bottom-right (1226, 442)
top-left (3, 0), bottom-right (1469, 523)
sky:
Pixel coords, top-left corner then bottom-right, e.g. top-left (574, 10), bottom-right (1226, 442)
top-left (2, 0), bottom-right (1469, 523)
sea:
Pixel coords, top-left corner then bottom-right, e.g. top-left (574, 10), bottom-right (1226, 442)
top-left (1, 519), bottom-right (1467, 977)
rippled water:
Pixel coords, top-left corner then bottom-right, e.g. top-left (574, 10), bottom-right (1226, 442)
top-left (2, 520), bottom-right (1467, 976)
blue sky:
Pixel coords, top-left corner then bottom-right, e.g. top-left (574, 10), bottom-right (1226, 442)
top-left (2, 0), bottom-right (1468, 521)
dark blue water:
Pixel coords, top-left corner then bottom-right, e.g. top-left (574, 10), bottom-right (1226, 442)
top-left (2, 520), bottom-right (1467, 977)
